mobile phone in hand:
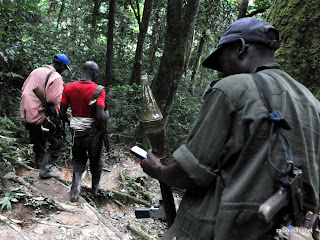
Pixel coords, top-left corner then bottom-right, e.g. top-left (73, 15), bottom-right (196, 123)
top-left (130, 146), bottom-right (147, 160)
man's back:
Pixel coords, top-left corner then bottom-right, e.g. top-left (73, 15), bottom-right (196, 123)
top-left (166, 63), bottom-right (320, 239)
top-left (61, 80), bottom-right (105, 118)
top-left (20, 65), bottom-right (63, 125)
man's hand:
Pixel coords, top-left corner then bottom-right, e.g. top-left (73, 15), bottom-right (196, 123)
top-left (140, 150), bottom-right (163, 179)
top-left (141, 150), bottom-right (191, 189)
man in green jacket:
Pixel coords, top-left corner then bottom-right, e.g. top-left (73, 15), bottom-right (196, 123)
top-left (140, 17), bottom-right (320, 239)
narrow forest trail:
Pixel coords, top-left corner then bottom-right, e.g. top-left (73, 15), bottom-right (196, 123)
top-left (0, 148), bottom-right (168, 240)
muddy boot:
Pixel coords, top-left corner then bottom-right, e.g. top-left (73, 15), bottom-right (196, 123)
top-left (70, 172), bottom-right (82, 202)
top-left (39, 153), bottom-right (60, 179)
top-left (91, 173), bottom-right (101, 197)
top-left (34, 152), bottom-right (44, 169)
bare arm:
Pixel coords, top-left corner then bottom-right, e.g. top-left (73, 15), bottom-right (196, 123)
top-left (59, 102), bottom-right (69, 124)
top-left (140, 150), bottom-right (192, 189)
top-left (95, 105), bottom-right (108, 125)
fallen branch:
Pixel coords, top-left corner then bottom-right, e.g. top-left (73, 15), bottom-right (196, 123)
top-left (36, 219), bottom-right (76, 228)
top-left (4, 173), bottom-right (75, 213)
top-left (5, 172), bottom-right (40, 195)
top-left (58, 177), bottom-right (151, 206)
top-left (0, 214), bottom-right (31, 240)
top-left (4, 173), bottom-right (125, 239)
top-left (119, 171), bottom-right (125, 183)
top-left (127, 224), bottom-right (155, 240)
top-left (107, 188), bottom-right (151, 206)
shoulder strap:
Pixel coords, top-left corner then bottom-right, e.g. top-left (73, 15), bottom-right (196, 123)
top-left (252, 73), bottom-right (273, 113)
top-left (252, 73), bottom-right (291, 130)
top-left (44, 71), bottom-right (55, 101)
top-left (90, 85), bottom-right (104, 103)
top-left (252, 73), bottom-right (293, 174)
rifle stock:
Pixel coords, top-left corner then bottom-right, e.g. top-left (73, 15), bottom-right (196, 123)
top-left (32, 86), bottom-right (46, 103)
top-left (258, 186), bottom-right (288, 222)
top-left (32, 86), bottom-right (66, 142)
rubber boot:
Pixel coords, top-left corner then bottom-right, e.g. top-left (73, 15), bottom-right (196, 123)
top-left (70, 172), bottom-right (82, 202)
top-left (91, 173), bottom-right (101, 197)
top-left (39, 153), bottom-right (60, 179)
top-left (34, 152), bottom-right (44, 169)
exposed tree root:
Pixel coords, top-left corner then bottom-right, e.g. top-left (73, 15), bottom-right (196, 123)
top-left (58, 177), bottom-right (151, 207)
top-left (127, 224), bottom-right (155, 240)
top-left (0, 214), bottom-right (31, 240)
top-left (4, 172), bottom-right (126, 240)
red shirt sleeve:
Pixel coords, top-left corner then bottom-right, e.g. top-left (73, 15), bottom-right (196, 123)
top-left (96, 88), bottom-right (105, 108)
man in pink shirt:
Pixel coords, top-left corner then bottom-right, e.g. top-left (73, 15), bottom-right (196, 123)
top-left (20, 54), bottom-right (70, 178)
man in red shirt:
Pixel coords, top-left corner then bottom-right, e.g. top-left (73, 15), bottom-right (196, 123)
top-left (60, 61), bottom-right (108, 202)
top-left (20, 54), bottom-right (70, 178)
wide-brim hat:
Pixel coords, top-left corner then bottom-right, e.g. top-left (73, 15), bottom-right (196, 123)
top-left (202, 17), bottom-right (281, 71)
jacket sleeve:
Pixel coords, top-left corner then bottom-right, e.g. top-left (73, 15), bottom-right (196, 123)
top-left (173, 88), bottom-right (235, 189)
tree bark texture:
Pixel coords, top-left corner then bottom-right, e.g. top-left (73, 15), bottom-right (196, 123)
top-left (151, 0), bottom-right (201, 119)
top-left (130, 0), bottom-right (154, 85)
top-left (48, 0), bottom-right (56, 22)
top-left (91, 0), bottom-right (102, 40)
top-left (56, 0), bottom-right (66, 28)
top-left (268, 0), bottom-right (320, 93)
top-left (147, 0), bottom-right (166, 75)
top-left (189, 31), bottom-right (207, 95)
top-left (237, 0), bottom-right (249, 19)
top-left (105, 0), bottom-right (116, 86)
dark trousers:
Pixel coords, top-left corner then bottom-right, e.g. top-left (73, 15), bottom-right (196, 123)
top-left (72, 128), bottom-right (103, 178)
top-left (27, 124), bottom-right (66, 166)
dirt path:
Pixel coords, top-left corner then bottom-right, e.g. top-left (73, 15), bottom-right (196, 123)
top-left (0, 149), bottom-right (168, 240)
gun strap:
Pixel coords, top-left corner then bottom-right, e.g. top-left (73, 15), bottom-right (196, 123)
top-left (90, 85), bottom-right (104, 102)
top-left (43, 71), bottom-right (55, 101)
top-left (252, 73), bottom-right (294, 174)
top-left (252, 73), bottom-right (273, 112)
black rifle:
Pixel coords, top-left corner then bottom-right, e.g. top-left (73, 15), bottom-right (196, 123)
top-left (32, 71), bottom-right (66, 142)
top-left (89, 85), bottom-right (110, 153)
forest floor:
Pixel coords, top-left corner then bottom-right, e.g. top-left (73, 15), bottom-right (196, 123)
top-left (0, 146), bottom-right (177, 240)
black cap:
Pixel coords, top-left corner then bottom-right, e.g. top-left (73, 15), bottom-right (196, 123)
top-left (202, 17), bottom-right (281, 71)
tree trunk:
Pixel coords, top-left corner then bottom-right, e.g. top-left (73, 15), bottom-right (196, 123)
top-left (151, 0), bottom-right (200, 119)
top-left (268, 0), bottom-right (320, 93)
top-left (189, 31), bottom-right (207, 95)
top-left (91, 0), bottom-right (102, 40)
top-left (71, 0), bottom-right (78, 55)
top-left (57, 0), bottom-right (66, 28)
top-left (48, 0), bottom-right (56, 22)
top-left (237, 0), bottom-right (249, 19)
top-left (130, 0), bottom-right (154, 85)
top-left (105, 0), bottom-right (116, 86)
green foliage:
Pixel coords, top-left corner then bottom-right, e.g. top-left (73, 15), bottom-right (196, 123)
top-left (0, 116), bottom-right (32, 183)
top-left (165, 76), bottom-right (205, 152)
top-left (119, 169), bottom-right (156, 201)
top-left (0, 187), bottom-right (28, 213)
top-left (0, 185), bottom-right (56, 217)
top-left (24, 195), bottom-right (55, 217)
top-left (107, 84), bottom-right (141, 144)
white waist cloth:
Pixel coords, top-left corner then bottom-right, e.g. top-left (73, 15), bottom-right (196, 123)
top-left (70, 116), bottom-right (96, 131)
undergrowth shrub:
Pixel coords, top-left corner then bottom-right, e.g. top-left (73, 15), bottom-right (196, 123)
top-left (106, 83), bottom-right (141, 144)
top-left (0, 115), bottom-right (32, 184)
